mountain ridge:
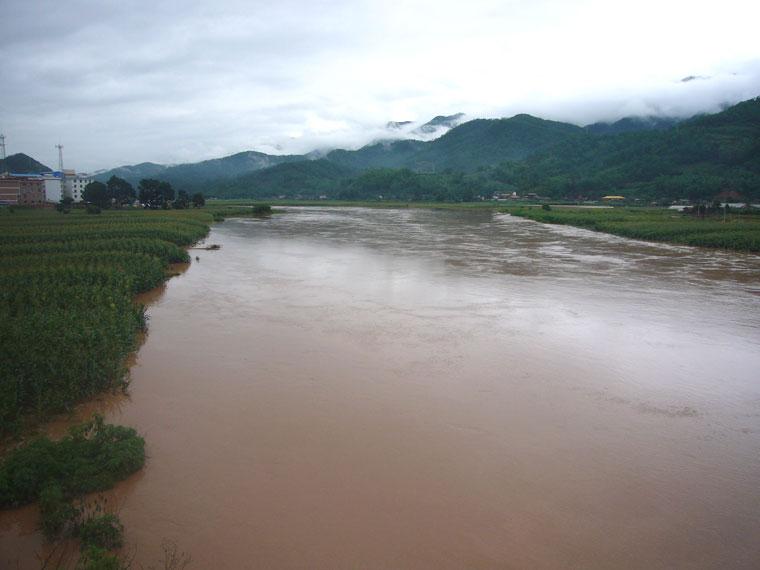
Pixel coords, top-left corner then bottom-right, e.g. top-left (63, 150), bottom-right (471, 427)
top-left (93, 110), bottom-right (685, 190)
top-left (0, 153), bottom-right (52, 174)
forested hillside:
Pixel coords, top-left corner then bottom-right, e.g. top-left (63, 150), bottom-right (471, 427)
top-left (0, 153), bottom-right (51, 174)
top-left (96, 151), bottom-right (305, 191)
top-left (211, 159), bottom-right (355, 199)
top-left (206, 97), bottom-right (760, 202)
top-left (495, 97), bottom-right (760, 201)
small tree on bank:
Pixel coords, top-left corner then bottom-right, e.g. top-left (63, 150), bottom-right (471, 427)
top-left (192, 192), bottom-right (205, 208)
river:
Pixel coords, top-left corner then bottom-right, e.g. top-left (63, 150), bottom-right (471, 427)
top-left (3, 207), bottom-right (760, 568)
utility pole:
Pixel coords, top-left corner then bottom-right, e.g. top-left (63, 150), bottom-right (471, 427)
top-left (0, 134), bottom-right (6, 176)
top-left (56, 144), bottom-right (64, 171)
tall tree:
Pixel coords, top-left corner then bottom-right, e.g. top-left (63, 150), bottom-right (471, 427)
top-left (82, 181), bottom-right (111, 208)
top-left (138, 179), bottom-right (174, 209)
top-left (174, 189), bottom-right (189, 209)
top-left (106, 176), bottom-right (135, 206)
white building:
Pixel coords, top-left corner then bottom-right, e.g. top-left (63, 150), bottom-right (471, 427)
top-left (61, 169), bottom-right (93, 203)
top-left (42, 172), bottom-right (65, 203)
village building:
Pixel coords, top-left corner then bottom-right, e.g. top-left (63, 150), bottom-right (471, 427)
top-left (0, 175), bottom-right (46, 206)
top-left (63, 170), bottom-right (93, 203)
top-left (42, 173), bottom-right (64, 203)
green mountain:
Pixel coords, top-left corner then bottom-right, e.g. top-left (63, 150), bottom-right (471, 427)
top-left (0, 153), bottom-right (52, 174)
top-left (96, 151), bottom-right (305, 191)
top-left (95, 162), bottom-right (167, 182)
top-left (499, 97), bottom-right (760, 201)
top-left (408, 114), bottom-right (584, 171)
top-left (94, 97), bottom-right (760, 203)
top-left (207, 97), bottom-right (760, 202)
top-left (584, 116), bottom-right (681, 135)
top-left (326, 140), bottom-right (427, 170)
top-left (326, 114), bottom-right (583, 173)
top-left (211, 159), bottom-right (355, 199)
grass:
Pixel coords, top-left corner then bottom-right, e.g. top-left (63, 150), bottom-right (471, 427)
top-left (505, 206), bottom-right (760, 252)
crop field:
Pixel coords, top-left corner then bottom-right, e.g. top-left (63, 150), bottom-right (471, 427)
top-left (0, 208), bottom-right (213, 436)
top-left (506, 207), bottom-right (760, 252)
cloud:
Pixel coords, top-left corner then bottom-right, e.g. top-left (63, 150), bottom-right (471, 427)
top-left (1, 0), bottom-right (759, 170)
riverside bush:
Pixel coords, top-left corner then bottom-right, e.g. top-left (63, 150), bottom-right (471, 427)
top-left (0, 415), bottom-right (145, 507)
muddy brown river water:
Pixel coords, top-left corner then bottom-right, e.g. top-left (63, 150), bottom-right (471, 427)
top-left (3, 207), bottom-right (760, 569)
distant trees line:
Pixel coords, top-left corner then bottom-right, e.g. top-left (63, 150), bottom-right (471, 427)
top-left (82, 176), bottom-right (206, 210)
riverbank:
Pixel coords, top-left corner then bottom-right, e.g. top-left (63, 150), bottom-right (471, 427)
top-left (213, 200), bottom-right (760, 252)
top-left (0, 207), bottom-right (221, 567)
top-left (505, 206), bottom-right (760, 252)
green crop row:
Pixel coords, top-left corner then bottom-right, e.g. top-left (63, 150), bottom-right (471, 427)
top-left (507, 207), bottom-right (760, 252)
top-left (0, 238), bottom-right (190, 263)
top-left (0, 210), bottom-right (211, 435)
top-left (0, 222), bottom-right (209, 246)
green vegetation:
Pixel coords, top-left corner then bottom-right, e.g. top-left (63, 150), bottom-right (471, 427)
top-left (0, 152), bottom-right (52, 174)
top-left (0, 416), bottom-right (145, 528)
top-left (1, 415), bottom-right (143, 566)
top-left (207, 203), bottom-right (274, 220)
top-left (0, 208), bottom-right (213, 436)
top-left (50, 97), bottom-right (760, 206)
top-left (95, 150), bottom-right (304, 192)
top-left (210, 159), bottom-right (355, 199)
top-left (83, 181), bottom-right (111, 209)
top-left (205, 97), bottom-right (760, 203)
top-left (491, 97), bottom-right (760, 203)
top-left (0, 414), bottom-right (144, 507)
top-left (506, 206), bottom-right (760, 252)
top-left (138, 179), bottom-right (175, 209)
top-left (76, 513), bottom-right (124, 550)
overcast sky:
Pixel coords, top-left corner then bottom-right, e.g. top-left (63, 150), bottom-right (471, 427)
top-left (1, 0), bottom-right (759, 171)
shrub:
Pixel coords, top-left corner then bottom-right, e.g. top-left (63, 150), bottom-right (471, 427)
top-left (0, 415), bottom-right (145, 508)
top-left (77, 513), bottom-right (124, 550)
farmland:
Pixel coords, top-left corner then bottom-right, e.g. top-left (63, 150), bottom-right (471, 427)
top-left (0, 208), bottom-right (214, 437)
top-left (506, 206), bottom-right (760, 252)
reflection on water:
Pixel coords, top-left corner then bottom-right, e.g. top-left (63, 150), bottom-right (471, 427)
top-left (3, 207), bottom-right (760, 569)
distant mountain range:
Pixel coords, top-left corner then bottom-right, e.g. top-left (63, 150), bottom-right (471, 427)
top-left (209, 98), bottom-right (760, 201)
top-left (12, 99), bottom-right (760, 203)
top-left (95, 110), bottom-right (680, 191)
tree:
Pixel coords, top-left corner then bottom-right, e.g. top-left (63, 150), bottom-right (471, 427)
top-left (56, 196), bottom-right (73, 213)
top-left (106, 176), bottom-right (135, 206)
top-left (82, 181), bottom-right (111, 208)
top-left (192, 192), bottom-right (205, 208)
top-left (138, 179), bottom-right (174, 209)
top-left (174, 190), bottom-right (189, 209)
top-left (158, 181), bottom-right (174, 204)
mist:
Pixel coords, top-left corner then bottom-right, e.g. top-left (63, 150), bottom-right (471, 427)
top-left (1, 0), bottom-right (758, 171)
